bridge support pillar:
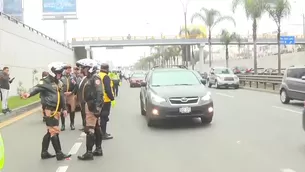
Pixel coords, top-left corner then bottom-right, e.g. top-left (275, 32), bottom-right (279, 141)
top-left (85, 45), bottom-right (91, 59)
top-left (199, 43), bottom-right (206, 73)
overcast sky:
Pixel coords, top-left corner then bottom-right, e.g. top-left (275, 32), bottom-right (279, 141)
top-left (22, 0), bottom-right (305, 66)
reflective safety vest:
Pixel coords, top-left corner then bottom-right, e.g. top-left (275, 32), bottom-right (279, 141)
top-left (112, 73), bottom-right (120, 80)
top-left (99, 72), bottom-right (114, 102)
top-left (0, 133), bottom-right (5, 170)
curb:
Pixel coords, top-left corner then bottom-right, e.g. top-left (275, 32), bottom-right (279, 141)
top-left (240, 86), bottom-right (279, 94)
top-left (0, 101), bottom-right (41, 122)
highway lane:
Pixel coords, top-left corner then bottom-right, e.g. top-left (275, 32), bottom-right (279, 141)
top-left (2, 83), bottom-right (305, 172)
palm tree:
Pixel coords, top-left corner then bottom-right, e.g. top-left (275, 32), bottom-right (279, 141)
top-left (220, 30), bottom-right (237, 68)
top-left (232, 0), bottom-right (267, 74)
top-left (179, 28), bottom-right (204, 69)
top-left (234, 34), bottom-right (242, 58)
top-left (266, 0), bottom-right (291, 74)
top-left (191, 7), bottom-right (236, 67)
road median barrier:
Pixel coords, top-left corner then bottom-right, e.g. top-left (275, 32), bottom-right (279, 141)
top-left (0, 95), bottom-right (40, 123)
top-left (237, 74), bottom-right (282, 93)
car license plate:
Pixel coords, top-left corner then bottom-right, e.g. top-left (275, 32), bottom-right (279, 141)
top-left (179, 107), bottom-right (191, 113)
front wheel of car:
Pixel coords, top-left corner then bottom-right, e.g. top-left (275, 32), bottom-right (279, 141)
top-left (234, 85), bottom-right (239, 89)
top-left (147, 118), bottom-right (155, 127)
top-left (280, 89), bottom-right (290, 104)
top-left (201, 117), bottom-right (212, 124)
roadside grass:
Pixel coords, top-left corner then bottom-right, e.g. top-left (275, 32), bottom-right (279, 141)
top-left (0, 95), bottom-right (40, 111)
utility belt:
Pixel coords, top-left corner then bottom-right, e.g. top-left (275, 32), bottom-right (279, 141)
top-left (44, 105), bottom-right (58, 111)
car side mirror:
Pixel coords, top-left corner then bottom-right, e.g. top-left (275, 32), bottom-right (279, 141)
top-left (141, 81), bottom-right (147, 87)
top-left (201, 79), bottom-right (206, 85)
top-left (302, 76), bottom-right (305, 80)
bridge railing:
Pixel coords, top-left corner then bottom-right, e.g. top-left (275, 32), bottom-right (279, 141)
top-left (238, 74), bottom-right (283, 91)
top-left (0, 12), bottom-right (73, 50)
top-left (72, 34), bottom-right (305, 42)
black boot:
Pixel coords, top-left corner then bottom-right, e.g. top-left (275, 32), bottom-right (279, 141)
top-left (60, 112), bottom-right (65, 131)
top-left (51, 134), bottom-right (71, 160)
top-left (41, 133), bottom-right (56, 159)
top-left (101, 122), bottom-right (113, 140)
top-left (78, 133), bottom-right (95, 160)
top-left (93, 129), bottom-right (103, 156)
top-left (70, 112), bottom-right (75, 130)
top-left (79, 108), bottom-right (86, 131)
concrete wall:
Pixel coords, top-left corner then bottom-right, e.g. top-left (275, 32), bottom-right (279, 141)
top-left (198, 52), bottom-right (305, 71)
top-left (0, 15), bottom-right (75, 96)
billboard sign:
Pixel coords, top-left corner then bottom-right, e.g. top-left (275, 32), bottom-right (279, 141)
top-left (42, 0), bottom-right (77, 19)
top-left (3, 0), bottom-right (23, 22)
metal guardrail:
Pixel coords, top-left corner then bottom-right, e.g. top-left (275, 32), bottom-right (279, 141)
top-left (72, 34), bottom-right (305, 42)
top-left (0, 12), bottom-right (73, 50)
top-left (238, 74), bottom-right (283, 91)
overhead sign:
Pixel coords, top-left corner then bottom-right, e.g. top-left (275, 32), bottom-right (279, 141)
top-left (42, 0), bottom-right (77, 19)
top-left (3, 0), bottom-right (23, 22)
top-left (280, 36), bottom-right (295, 45)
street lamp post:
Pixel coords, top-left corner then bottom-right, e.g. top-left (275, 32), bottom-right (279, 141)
top-left (180, 0), bottom-right (189, 67)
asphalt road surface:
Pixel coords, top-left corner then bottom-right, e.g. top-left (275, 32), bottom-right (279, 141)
top-left (2, 82), bottom-right (305, 172)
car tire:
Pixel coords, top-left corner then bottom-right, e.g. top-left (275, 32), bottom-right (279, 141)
top-left (234, 85), bottom-right (239, 89)
top-left (147, 118), bottom-right (154, 127)
top-left (140, 97), bottom-right (146, 116)
top-left (201, 117), bottom-right (212, 124)
top-left (280, 89), bottom-right (290, 104)
top-left (130, 85), bottom-right (133, 88)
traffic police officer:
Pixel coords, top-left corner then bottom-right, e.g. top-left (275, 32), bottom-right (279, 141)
top-left (60, 65), bottom-right (78, 131)
top-left (22, 62), bottom-right (71, 160)
top-left (76, 72), bottom-right (88, 131)
top-left (111, 71), bottom-right (120, 97)
top-left (76, 59), bottom-right (104, 160)
top-left (99, 63), bottom-right (115, 140)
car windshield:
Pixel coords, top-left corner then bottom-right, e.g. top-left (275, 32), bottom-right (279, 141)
top-left (213, 68), bottom-right (233, 74)
top-left (151, 71), bottom-right (200, 86)
top-left (131, 73), bottom-right (145, 78)
top-left (193, 71), bottom-right (203, 79)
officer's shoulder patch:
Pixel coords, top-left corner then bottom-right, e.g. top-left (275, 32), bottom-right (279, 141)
top-left (39, 80), bottom-right (44, 85)
top-left (95, 79), bottom-right (101, 85)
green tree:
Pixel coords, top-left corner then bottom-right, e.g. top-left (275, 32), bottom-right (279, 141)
top-left (191, 7), bottom-right (236, 67)
top-left (220, 30), bottom-right (237, 68)
top-left (266, 0), bottom-right (291, 74)
top-left (232, 0), bottom-right (267, 74)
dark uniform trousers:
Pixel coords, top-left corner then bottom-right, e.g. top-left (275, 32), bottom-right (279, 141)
top-left (100, 102), bottom-right (111, 135)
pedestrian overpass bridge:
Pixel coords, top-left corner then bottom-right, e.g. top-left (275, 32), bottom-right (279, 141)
top-left (71, 35), bottom-right (305, 58)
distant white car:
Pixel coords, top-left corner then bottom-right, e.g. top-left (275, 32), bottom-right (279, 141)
top-left (207, 67), bottom-right (239, 89)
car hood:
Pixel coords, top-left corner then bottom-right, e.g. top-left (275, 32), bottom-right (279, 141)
top-left (216, 74), bottom-right (236, 77)
top-left (151, 85), bottom-right (208, 98)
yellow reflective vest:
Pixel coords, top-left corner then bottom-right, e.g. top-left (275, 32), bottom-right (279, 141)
top-left (99, 72), bottom-right (114, 102)
top-left (0, 133), bottom-right (5, 170)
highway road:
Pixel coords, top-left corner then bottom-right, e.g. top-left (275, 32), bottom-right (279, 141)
top-left (2, 82), bottom-right (305, 172)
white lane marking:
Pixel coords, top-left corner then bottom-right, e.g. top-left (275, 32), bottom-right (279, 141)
top-left (80, 132), bottom-right (86, 137)
top-left (68, 142), bottom-right (82, 155)
top-left (280, 168), bottom-right (296, 172)
top-left (272, 106), bottom-right (302, 114)
top-left (215, 92), bottom-right (234, 98)
top-left (56, 166), bottom-right (69, 172)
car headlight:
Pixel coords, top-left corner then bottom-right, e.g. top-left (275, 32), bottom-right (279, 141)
top-left (217, 76), bottom-right (223, 80)
top-left (151, 92), bottom-right (166, 103)
top-left (201, 92), bottom-right (211, 101)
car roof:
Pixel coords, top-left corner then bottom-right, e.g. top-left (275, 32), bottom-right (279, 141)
top-left (287, 65), bottom-right (305, 69)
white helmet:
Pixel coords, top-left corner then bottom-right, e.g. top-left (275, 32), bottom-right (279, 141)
top-left (76, 59), bottom-right (98, 73)
top-left (47, 62), bottom-right (66, 77)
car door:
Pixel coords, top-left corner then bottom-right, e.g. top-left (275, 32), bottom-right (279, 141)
top-left (292, 68), bottom-right (305, 100)
top-left (141, 72), bottom-right (151, 109)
